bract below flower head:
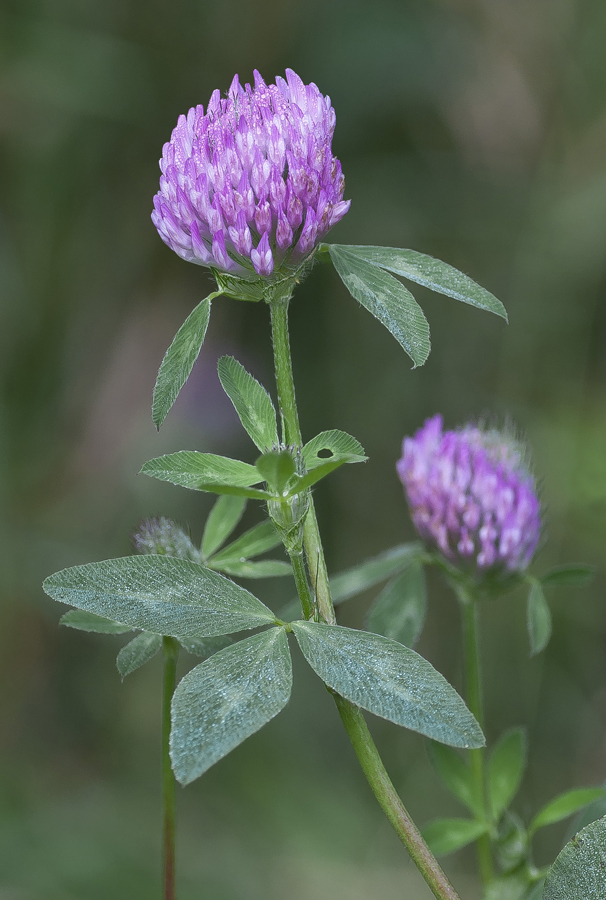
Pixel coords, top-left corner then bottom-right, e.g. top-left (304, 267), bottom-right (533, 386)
top-left (152, 69), bottom-right (350, 292)
top-left (397, 415), bottom-right (541, 574)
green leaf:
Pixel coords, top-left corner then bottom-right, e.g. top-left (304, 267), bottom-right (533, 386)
top-left (484, 873), bottom-right (535, 900)
top-left (277, 542), bottom-right (424, 622)
top-left (210, 520), bottom-right (281, 564)
top-left (489, 729), bottom-right (527, 821)
top-left (217, 356), bottom-right (278, 452)
top-left (541, 565), bottom-right (594, 587)
top-left (116, 632), bottom-right (162, 677)
top-left (302, 430), bottom-right (367, 470)
top-left (152, 293), bottom-right (217, 429)
top-left (422, 818), bottom-right (488, 857)
top-left (527, 580), bottom-right (552, 656)
top-left (495, 812), bottom-right (529, 874)
top-left (170, 628), bottom-right (292, 784)
top-left (336, 245), bottom-right (507, 321)
top-left (255, 450), bottom-right (296, 494)
top-left (366, 560), bottom-right (427, 647)
top-left (331, 543), bottom-right (425, 605)
top-left (140, 451), bottom-right (263, 490)
top-left (328, 245), bottom-right (431, 367)
top-left (177, 634), bottom-right (232, 657)
top-left (292, 622), bottom-right (484, 748)
top-left (526, 881), bottom-right (546, 900)
top-left (530, 788), bottom-right (606, 835)
top-left (201, 496), bottom-right (247, 558)
top-left (567, 790), bottom-right (606, 840)
top-left (212, 560), bottom-right (292, 579)
top-left (427, 742), bottom-right (479, 816)
top-left (43, 556), bottom-right (277, 638)
top-left (543, 816), bottom-right (606, 900)
top-left (60, 610), bottom-right (133, 634)
top-left (285, 458), bottom-right (351, 495)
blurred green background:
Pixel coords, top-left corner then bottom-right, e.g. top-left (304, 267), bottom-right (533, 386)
top-left (2, 0), bottom-right (606, 897)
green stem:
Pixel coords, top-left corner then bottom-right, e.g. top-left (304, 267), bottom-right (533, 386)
top-left (460, 596), bottom-right (494, 887)
top-left (162, 636), bottom-right (179, 900)
top-left (268, 294), bottom-right (462, 900)
top-left (289, 548), bottom-right (316, 620)
top-left (335, 696), bottom-right (462, 900)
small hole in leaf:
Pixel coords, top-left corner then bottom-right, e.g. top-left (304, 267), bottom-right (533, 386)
top-left (317, 449), bottom-right (334, 458)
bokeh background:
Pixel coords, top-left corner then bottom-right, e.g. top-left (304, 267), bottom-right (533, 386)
top-left (2, 0), bottom-right (606, 897)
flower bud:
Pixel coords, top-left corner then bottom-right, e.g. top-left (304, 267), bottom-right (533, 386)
top-left (397, 415), bottom-right (541, 574)
top-left (132, 517), bottom-right (198, 561)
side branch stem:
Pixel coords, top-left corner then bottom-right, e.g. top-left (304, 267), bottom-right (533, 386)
top-left (162, 636), bottom-right (179, 900)
top-left (460, 595), bottom-right (494, 887)
top-left (268, 294), bottom-right (462, 900)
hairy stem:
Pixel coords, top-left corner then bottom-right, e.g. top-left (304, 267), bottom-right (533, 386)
top-left (461, 596), bottom-right (494, 887)
top-left (268, 294), bottom-right (462, 900)
top-left (162, 636), bottom-right (179, 900)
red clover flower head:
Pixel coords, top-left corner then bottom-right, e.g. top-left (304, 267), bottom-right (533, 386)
top-left (397, 415), bottom-right (541, 574)
top-left (152, 69), bottom-right (350, 281)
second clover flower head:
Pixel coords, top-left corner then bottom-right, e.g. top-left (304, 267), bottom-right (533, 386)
top-left (397, 415), bottom-right (541, 574)
top-left (152, 69), bottom-right (350, 281)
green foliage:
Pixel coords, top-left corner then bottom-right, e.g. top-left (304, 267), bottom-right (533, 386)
top-left (207, 520), bottom-right (290, 579)
top-left (60, 610), bottom-right (133, 634)
top-left (140, 451), bottom-right (266, 494)
top-left (255, 449), bottom-right (296, 493)
top-left (200, 496), bottom-right (247, 559)
top-left (495, 812), bottom-right (529, 873)
top-left (530, 788), bottom-right (606, 834)
top-left (336, 245), bottom-right (507, 320)
top-left (427, 742), bottom-right (480, 816)
top-left (213, 559), bottom-right (292, 579)
top-left (152, 294), bottom-right (216, 429)
top-left (422, 818), bottom-right (488, 856)
top-left (43, 555), bottom-right (277, 638)
top-left (366, 560), bottom-right (427, 647)
top-left (484, 873), bottom-right (535, 900)
top-left (302, 430), bottom-right (367, 469)
top-left (177, 635), bottom-right (232, 657)
top-left (116, 632), bottom-right (162, 677)
top-left (291, 622), bottom-right (485, 748)
top-left (527, 580), bottom-right (552, 656)
top-left (331, 543), bottom-right (425, 605)
top-left (540, 565), bottom-right (595, 587)
top-left (543, 816), bottom-right (606, 899)
top-left (209, 520), bottom-right (282, 564)
top-left (328, 244), bottom-right (431, 367)
top-left (170, 628), bottom-right (292, 784)
top-left (489, 729), bottom-right (527, 821)
top-left (217, 356), bottom-right (278, 452)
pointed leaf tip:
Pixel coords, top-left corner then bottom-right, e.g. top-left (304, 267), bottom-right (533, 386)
top-left (152, 293), bottom-right (218, 428)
